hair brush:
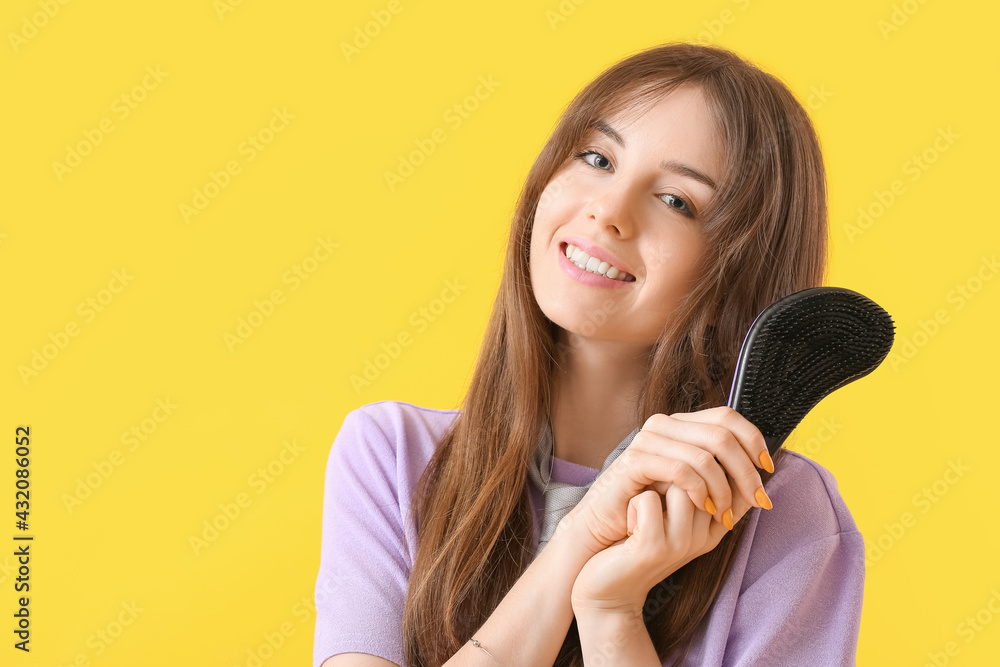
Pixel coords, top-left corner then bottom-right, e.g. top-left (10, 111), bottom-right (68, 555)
top-left (727, 286), bottom-right (895, 456)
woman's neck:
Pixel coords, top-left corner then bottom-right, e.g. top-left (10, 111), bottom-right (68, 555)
top-left (549, 334), bottom-right (650, 470)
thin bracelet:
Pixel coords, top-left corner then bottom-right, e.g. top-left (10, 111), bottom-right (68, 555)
top-left (470, 638), bottom-right (500, 663)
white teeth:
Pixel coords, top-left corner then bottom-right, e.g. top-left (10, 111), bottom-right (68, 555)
top-left (563, 244), bottom-right (631, 281)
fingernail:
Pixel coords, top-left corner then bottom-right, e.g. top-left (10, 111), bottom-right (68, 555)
top-left (704, 496), bottom-right (717, 515)
top-left (754, 487), bottom-right (773, 510)
top-left (722, 508), bottom-right (733, 531)
top-left (758, 449), bottom-right (774, 474)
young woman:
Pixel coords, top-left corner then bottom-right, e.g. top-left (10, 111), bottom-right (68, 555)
top-left (314, 42), bottom-right (865, 667)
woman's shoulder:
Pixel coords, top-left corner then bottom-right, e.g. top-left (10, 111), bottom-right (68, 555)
top-left (335, 399), bottom-right (461, 467)
top-left (762, 448), bottom-right (860, 538)
top-left (347, 399), bottom-right (461, 439)
top-left (736, 448), bottom-right (864, 592)
top-left (737, 449), bottom-right (863, 582)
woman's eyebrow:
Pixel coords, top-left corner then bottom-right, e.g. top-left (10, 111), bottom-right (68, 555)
top-left (589, 119), bottom-right (717, 191)
top-left (661, 158), bottom-right (717, 191)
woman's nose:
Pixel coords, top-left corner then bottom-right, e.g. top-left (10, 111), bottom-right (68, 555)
top-left (584, 179), bottom-right (637, 236)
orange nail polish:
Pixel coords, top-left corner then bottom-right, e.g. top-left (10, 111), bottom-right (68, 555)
top-left (704, 496), bottom-right (717, 515)
top-left (754, 487), bottom-right (773, 510)
top-left (758, 449), bottom-right (775, 474)
top-left (722, 508), bottom-right (733, 530)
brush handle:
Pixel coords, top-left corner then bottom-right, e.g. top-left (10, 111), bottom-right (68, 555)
top-left (727, 300), bottom-right (784, 455)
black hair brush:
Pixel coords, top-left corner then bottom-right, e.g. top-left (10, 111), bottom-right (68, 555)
top-left (727, 286), bottom-right (896, 456)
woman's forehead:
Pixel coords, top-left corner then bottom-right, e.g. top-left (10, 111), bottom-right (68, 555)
top-left (587, 88), bottom-right (722, 147)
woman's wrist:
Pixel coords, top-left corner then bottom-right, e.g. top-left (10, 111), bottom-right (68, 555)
top-left (571, 595), bottom-right (645, 620)
top-left (441, 515), bottom-right (599, 666)
top-left (574, 606), bottom-right (660, 666)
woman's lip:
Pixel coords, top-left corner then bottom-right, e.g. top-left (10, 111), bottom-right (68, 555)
top-left (560, 236), bottom-right (635, 278)
top-left (558, 248), bottom-right (633, 288)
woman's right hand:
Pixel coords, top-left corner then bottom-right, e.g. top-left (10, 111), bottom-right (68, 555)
top-left (553, 406), bottom-right (774, 558)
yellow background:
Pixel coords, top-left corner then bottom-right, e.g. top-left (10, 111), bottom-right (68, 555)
top-left (1, 0), bottom-right (997, 665)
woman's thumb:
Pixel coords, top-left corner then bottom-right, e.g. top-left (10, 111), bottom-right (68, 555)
top-left (628, 490), bottom-right (658, 537)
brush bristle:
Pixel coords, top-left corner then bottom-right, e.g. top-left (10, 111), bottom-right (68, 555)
top-left (738, 290), bottom-right (895, 440)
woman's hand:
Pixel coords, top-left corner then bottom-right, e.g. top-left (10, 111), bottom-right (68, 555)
top-left (570, 474), bottom-right (753, 615)
top-left (552, 406), bottom-right (773, 560)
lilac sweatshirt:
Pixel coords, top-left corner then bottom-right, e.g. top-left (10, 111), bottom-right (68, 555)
top-left (313, 400), bottom-right (865, 667)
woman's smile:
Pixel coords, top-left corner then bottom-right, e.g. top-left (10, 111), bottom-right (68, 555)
top-left (558, 240), bottom-right (636, 288)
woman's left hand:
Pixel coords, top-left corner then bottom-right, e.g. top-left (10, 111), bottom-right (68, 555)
top-left (570, 473), bottom-right (752, 616)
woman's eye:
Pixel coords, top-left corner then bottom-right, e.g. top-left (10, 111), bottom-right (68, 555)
top-left (660, 193), bottom-right (694, 218)
top-left (574, 149), bottom-right (696, 218)
top-left (574, 149), bottom-right (612, 171)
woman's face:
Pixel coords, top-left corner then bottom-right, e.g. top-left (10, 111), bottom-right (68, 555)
top-left (529, 83), bottom-right (723, 348)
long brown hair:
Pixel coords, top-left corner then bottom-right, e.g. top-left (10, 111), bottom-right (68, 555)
top-left (401, 42), bottom-right (828, 666)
